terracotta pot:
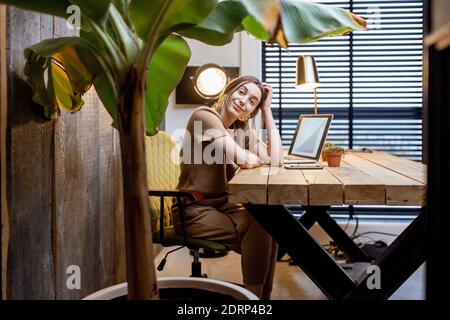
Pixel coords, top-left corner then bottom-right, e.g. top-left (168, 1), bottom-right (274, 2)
top-left (321, 150), bottom-right (328, 161)
top-left (325, 152), bottom-right (343, 167)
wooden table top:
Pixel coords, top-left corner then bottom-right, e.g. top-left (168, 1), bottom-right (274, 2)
top-left (228, 150), bottom-right (427, 206)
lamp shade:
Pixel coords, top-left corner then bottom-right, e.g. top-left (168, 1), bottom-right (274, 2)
top-left (193, 63), bottom-right (228, 99)
top-left (295, 55), bottom-right (320, 90)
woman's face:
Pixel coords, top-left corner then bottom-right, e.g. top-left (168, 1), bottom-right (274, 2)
top-left (227, 82), bottom-right (262, 121)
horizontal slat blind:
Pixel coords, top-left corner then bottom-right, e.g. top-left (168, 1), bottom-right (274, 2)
top-left (263, 0), bottom-right (423, 161)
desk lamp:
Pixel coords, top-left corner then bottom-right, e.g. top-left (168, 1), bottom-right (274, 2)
top-left (295, 55), bottom-right (320, 114)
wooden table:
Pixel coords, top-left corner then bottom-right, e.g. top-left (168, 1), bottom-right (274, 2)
top-left (228, 150), bottom-right (427, 300)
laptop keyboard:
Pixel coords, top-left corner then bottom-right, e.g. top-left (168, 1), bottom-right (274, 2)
top-left (283, 158), bottom-right (317, 164)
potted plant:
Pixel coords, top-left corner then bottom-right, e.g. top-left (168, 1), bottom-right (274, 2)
top-left (0, 0), bottom-right (365, 299)
top-left (323, 143), bottom-right (345, 167)
top-left (83, 277), bottom-right (258, 300)
top-left (321, 142), bottom-right (334, 161)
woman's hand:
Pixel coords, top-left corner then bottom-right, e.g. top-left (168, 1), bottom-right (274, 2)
top-left (261, 82), bottom-right (273, 111)
top-left (259, 82), bottom-right (284, 167)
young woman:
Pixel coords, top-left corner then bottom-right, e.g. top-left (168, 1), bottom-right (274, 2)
top-left (172, 75), bottom-right (284, 299)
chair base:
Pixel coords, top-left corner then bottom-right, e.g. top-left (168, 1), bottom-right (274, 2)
top-left (191, 261), bottom-right (207, 278)
top-left (190, 248), bottom-right (228, 259)
top-left (189, 248), bottom-right (228, 278)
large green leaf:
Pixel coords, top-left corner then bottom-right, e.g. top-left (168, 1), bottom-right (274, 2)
top-left (24, 37), bottom-right (105, 119)
top-left (240, 0), bottom-right (366, 47)
top-left (24, 37), bottom-right (88, 58)
top-left (279, 0), bottom-right (366, 43)
top-left (178, 0), bottom-right (248, 46)
top-left (108, 4), bottom-right (141, 63)
top-left (93, 73), bottom-right (118, 127)
top-left (25, 37), bottom-right (104, 83)
top-left (145, 35), bottom-right (190, 136)
top-left (129, 0), bottom-right (217, 41)
top-left (24, 55), bottom-right (56, 118)
top-left (25, 52), bottom-right (83, 118)
top-left (48, 60), bottom-right (84, 114)
top-left (111, 0), bottom-right (130, 18)
top-left (238, 0), bottom-right (280, 35)
top-left (0, 0), bottom-right (70, 18)
top-left (242, 15), bottom-right (270, 41)
top-left (53, 51), bottom-right (90, 96)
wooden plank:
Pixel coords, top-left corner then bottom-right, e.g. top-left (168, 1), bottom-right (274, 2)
top-left (54, 88), bottom-right (101, 300)
top-left (4, 10), bottom-right (124, 300)
top-left (1, 4), bottom-right (8, 300)
top-left (267, 166), bottom-right (308, 205)
top-left (98, 98), bottom-right (118, 288)
top-left (228, 166), bottom-right (269, 204)
top-left (352, 151), bottom-right (426, 184)
top-left (6, 8), bottom-right (55, 299)
top-left (53, 17), bottom-right (101, 300)
top-left (325, 162), bottom-right (386, 205)
top-left (55, 99), bottom-right (103, 300)
top-left (343, 153), bottom-right (426, 206)
top-left (302, 166), bottom-right (344, 206)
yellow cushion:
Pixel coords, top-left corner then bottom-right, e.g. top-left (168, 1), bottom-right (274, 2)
top-left (146, 132), bottom-right (180, 231)
top-left (146, 131), bottom-right (228, 252)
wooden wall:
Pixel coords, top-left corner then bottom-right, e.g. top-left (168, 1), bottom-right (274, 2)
top-left (1, 4), bottom-right (8, 300)
top-left (1, 6), bottom-right (127, 299)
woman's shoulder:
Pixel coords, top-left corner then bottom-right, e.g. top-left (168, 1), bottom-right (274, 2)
top-left (188, 106), bottom-right (227, 133)
top-left (190, 106), bottom-right (221, 121)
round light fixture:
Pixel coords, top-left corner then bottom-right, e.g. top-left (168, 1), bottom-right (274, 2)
top-left (193, 63), bottom-right (228, 99)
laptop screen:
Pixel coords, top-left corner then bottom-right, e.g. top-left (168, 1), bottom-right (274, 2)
top-left (288, 114), bottom-right (333, 160)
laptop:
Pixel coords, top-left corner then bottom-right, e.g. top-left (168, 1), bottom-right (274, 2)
top-left (284, 114), bottom-right (333, 169)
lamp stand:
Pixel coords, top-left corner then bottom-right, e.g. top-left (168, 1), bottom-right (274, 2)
top-left (313, 88), bottom-right (318, 114)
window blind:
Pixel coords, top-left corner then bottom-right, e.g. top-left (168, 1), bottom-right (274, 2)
top-left (263, 0), bottom-right (423, 161)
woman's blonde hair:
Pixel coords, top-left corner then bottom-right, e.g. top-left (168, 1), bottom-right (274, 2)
top-left (212, 75), bottom-right (267, 129)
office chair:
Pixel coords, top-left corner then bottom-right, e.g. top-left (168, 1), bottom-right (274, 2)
top-left (146, 131), bottom-right (228, 277)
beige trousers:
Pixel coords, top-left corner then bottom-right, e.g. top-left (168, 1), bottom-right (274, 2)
top-left (172, 195), bottom-right (278, 299)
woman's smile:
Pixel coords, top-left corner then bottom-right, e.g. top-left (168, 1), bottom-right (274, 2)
top-left (232, 102), bottom-right (245, 113)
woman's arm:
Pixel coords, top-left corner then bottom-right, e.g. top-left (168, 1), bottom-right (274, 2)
top-left (213, 135), bottom-right (262, 169)
top-left (197, 108), bottom-right (261, 169)
top-left (248, 83), bottom-right (284, 167)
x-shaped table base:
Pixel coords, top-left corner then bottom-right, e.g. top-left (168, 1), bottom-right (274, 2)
top-left (243, 204), bottom-right (426, 300)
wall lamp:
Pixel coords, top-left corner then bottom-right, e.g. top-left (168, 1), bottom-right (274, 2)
top-left (176, 63), bottom-right (239, 106)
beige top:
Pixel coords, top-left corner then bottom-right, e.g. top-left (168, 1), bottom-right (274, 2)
top-left (176, 106), bottom-right (244, 197)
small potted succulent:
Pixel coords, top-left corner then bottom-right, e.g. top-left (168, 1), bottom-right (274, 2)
top-left (321, 142), bottom-right (334, 161)
top-left (323, 143), bottom-right (345, 167)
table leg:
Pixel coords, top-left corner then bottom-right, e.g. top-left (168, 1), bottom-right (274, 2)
top-left (244, 203), bottom-right (357, 300)
top-left (307, 206), bottom-right (372, 262)
top-left (344, 209), bottom-right (426, 300)
top-left (277, 207), bottom-right (318, 260)
top-left (299, 208), bottom-right (317, 229)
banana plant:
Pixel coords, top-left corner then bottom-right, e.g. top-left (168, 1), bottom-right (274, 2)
top-left (0, 0), bottom-right (365, 299)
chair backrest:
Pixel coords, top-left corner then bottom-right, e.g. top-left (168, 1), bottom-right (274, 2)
top-left (145, 131), bottom-right (180, 233)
